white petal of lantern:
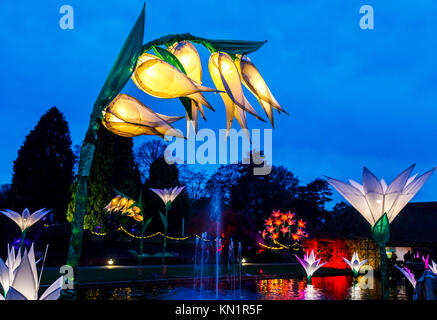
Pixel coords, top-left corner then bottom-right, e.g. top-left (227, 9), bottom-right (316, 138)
top-left (362, 167), bottom-right (385, 224)
top-left (384, 164), bottom-right (415, 222)
top-left (167, 41), bottom-right (214, 136)
top-left (0, 257), bottom-right (10, 294)
top-left (27, 244), bottom-right (39, 293)
top-left (102, 94), bottom-right (184, 139)
top-left (328, 165), bottom-right (435, 226)
top-left (0, 209), bottom-right (24, 231)
top-left (39, 276), bottom-right (63, 300)
top-left (132, 53), bottom-right (219, 99)
top-left (235, 55), bottom-right (286, 127)
top-left (10, 248), bottom-right (37, 300)
top-left (5, 287), bottom-right (27, 300)
top-left (208, 52), bottom-right (264, 136)
top-left (326, 177), bottom-right (374, 225)
top-left (348, 179), bottom-right (364, 194)
top-left (29, 209), bottom-right (50, 226)
top-left (388, 167), bottom-right (436, 222)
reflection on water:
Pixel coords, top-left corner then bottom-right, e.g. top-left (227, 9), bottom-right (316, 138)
top-left (78, 275), bottom-right (408, 300)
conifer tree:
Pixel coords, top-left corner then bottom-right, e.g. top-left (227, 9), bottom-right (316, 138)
top-left (11, 107), bottom-right (74, 222)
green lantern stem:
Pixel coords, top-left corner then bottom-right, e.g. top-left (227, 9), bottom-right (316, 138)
top-left (307, 275), bottom-right (312, 285)
top-left (19, 229), bottom-right (27, 255)
top-left (160, 201), bottom-right (171, 266)
top-left (371, 213), bottom-right (390, 300)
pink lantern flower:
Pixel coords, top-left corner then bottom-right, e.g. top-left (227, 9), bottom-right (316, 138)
top-left (395, 266), bottom-right (416, 288)
top-left (295, 250), bottom-right (327, 282)
top-left (429, 260), bottom-right (437, 275)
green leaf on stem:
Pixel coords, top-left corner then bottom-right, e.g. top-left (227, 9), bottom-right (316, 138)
top-left (159, 211), bottom-right (168, 230)
top-left (142, 217), bottom-right (152, 233)
top-left (371, 213), bottom-right (390, 245)
top-left (165, 201), bottom-right (172, 212)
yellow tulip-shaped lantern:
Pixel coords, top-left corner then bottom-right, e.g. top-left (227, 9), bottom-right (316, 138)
top-left (132, 53), bottom-right (219, 99)
top-left (168, 41), bottom-right (215, 135)
top-left (235, 55), bottom-right (287, 127)
top-left (208, 52), bottom-right (264, 137)
top-left (102, 93), bottom-right (184, 139)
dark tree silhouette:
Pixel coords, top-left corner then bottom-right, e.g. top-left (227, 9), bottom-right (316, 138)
top-left (11, 107), bottom-right (74, 222)
top-left (67, 126), bottom-right (141, 232)
top-left (205, 164), bottom-right (241, 206)
top-left (179, 167), bottom-right (208, 201)
top-left (135, 139), bottom-right (167, 181)
top-left (230, 164), bottom-right (299, 230)
top-left (0, 184), bottom-right (11, 209)
top-left (293, 178), bottom-right (333, 228)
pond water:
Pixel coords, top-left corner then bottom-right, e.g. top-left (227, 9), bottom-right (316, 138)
top-left (78, 275), bottom-right (409, 300)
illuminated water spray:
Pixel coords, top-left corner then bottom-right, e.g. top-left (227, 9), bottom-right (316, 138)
top-left (210, 191), bottom-right (222, 298)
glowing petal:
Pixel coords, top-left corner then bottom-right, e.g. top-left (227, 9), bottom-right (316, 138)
top-left (327, 165), bottom-right (435, 226)
top-left (326, 177), bottom-right (374, 225)
top-left (208, 52), bottom-right (264, 135)
top-left (236, 55), bottom-right (286, 126)
top-left (150, 186), bottom-right (185, 205)
top-left (167, 41), bottom-right (214, 136)
top-left (102, 93), bottom-right (184, 138)
top-left (0, 209), bottom-right (50, 233)
top-left (430, 260), bottom-right (437, 275)
top-left (133, 53), bottom-right (218, 99)
top-left (395, 266), bottom-right (416, 288)
top-left (388, 167), bottom-right (436, 222)
top-left (295, 250), bottom-right (326, 277)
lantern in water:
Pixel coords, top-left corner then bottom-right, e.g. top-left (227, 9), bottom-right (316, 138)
top-left (102, 93), bottom-right (184, 138)
top-left (132, 53), bottom-right (218, 99)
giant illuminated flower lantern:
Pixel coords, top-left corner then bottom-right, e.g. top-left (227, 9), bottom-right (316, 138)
top-left (295, 250), bottom-right (326, 284)
top-left (326, 164), bottom-right (435, 298)
top-left (343, 252), bottom-right (367, 277)
top-left (67, 5), bottom-right (289, 273)
top-left (0, 244), bottom-right (63, 300)
top-left (102, 94), bottom-right (184, 138)
top-left (0, 208), bottom-right (50, 233)
top-left (208, 52), bottom-right (265, 138)
top-left (326, 165), bottom-right (435, 227)
top-left (150, 186), bottom-right (185, 263)
top-left (235, 55), bottom-right (287, 127)
top-left (168, 41), bottom-right (215, 135)
top-left (259, 210), bottom-right (308, 250)
top-left (0, 208), bottom-right (51, 252)
top-left (102, 39), bottom-right (287, 141)
top-left (104, 195), bottom-right (143, 222)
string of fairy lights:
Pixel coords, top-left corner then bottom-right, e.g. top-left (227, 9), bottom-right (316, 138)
top-left (89, 226), bottom-right (215, 242)
top-left (45, 223), bottom-right (299, 250)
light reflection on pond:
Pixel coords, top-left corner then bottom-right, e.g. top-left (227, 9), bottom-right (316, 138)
top-left (78, 275), bottom-right (408, 300)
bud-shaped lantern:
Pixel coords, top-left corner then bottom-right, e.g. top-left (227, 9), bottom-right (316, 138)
top-left (102, 94), bottom-right (184, 138)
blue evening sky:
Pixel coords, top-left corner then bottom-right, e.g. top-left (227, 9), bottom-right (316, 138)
top-left (0, 0), bottom-right (436, 205)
